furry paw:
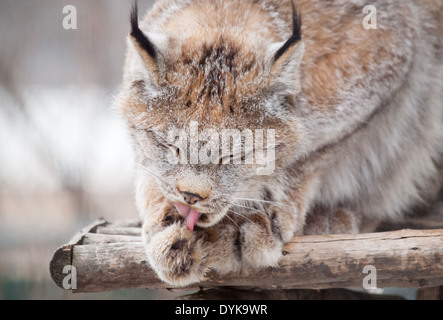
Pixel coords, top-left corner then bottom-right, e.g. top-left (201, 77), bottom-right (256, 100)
top-left (237, 213), bottom-right (283, 270)
top-left (142, 204), bottom-right (288, 286)
top-left (142, 208), bottom-right (210, 287)
top-left (142, 205), bottom-right (243, 287)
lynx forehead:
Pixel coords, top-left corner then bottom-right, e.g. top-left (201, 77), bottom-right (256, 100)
top-left (120, 0), bottom-right (302, 129)
top-left (117, 0), bottom-right (443, 286)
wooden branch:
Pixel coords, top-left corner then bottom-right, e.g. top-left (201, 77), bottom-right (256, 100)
top-left (49, 219), bottom-right (443, 293)
top-left (49, 218), bottom-right (107, 289)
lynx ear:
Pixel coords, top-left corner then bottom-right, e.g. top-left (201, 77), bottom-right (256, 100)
top-left (128, 2), bottom-right (160, 85)
top-left (270, 1), bottom-right (304, 94)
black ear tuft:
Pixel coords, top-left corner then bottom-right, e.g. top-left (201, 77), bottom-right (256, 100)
top-left (130, 1), bottom-right (157, 60)
top-left (274, 0), bottom-right (302, 62)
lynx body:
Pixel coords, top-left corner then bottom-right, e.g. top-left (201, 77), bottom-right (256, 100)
top-left (117, 0), bottom-right (443, 286)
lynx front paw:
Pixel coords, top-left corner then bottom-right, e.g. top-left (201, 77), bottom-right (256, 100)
top-left (142, 219), bottom-right (210, 287)
top-left (141, 204), bottom-right (289, 286)
top-left (238, 214), bottom-right (283, 270)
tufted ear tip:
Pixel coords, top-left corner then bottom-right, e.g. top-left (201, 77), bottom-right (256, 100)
top-left (267, 1), bottom-right (304, 95)
top-left (129, 1), bottom-right (159, 70)
top-left (273, 0), bottom-right (302, 63)
top-left (127, 1), bottom-right (162, 89)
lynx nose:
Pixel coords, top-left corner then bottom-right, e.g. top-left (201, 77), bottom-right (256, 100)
top-left (181, 191), bottom-right (203, 205)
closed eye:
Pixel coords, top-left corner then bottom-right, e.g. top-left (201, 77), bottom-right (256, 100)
top-left (158, 142), bottom-right (181, 158)
top-left (219, 154), bottom-right (233, 165)
top-left (167, 144), bottom-right (180, 158)
top-left (218, 153), bottom-right (247, 165)
top-left (131, 128), bottom-right (182, 159)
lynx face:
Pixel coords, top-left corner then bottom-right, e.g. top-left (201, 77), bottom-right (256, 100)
top-left (120, 2), bottom-right (304, 230)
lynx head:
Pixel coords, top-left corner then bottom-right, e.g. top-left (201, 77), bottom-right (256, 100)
top-left (118, 1), bottom-right (305, 229)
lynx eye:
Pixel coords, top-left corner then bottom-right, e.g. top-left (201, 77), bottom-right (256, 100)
top-left (171, 145), bottom-right (180, 158)
top-left (166, 144), bottom-right (180, 158)
top-left (219, 155), bottom-right (234, 165)
top-left (218, 154), bottom-right (246, 165)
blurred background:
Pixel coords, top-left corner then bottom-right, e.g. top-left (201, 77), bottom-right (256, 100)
top-left (0, 0), bottom-right (179, 299)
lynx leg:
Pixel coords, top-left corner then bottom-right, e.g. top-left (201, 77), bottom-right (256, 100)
top-left (303, 207), bottom-right (363, 235)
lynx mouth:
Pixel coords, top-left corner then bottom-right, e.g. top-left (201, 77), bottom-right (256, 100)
top-left (173, 203), bottom-right (223, 231)
top-left (174, 203), bottom-right (202, 231)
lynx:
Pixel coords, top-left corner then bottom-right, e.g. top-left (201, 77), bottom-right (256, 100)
top-left (116, 0), bottom-right (443, 287)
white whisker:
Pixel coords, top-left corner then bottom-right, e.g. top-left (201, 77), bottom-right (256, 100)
top-left (224, 201), bottom-right (268, 217)
top-left (232, 197), bottom-right (290, 208)
top-left (137, 164), bottom-right (164, 181)
top-left (224, 213), bottom-right (241, 230)
top-left (137, 164), bottom-right (180, 196)
top-left (227, 209), bottom-right (265, 234)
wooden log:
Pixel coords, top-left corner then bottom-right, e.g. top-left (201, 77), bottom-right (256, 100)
top-left (95, 226), bottom-right (141, 236)
top-left (49, 219), bottom-right (107, 290)
top-left (104, 220), bottom-right (142, 228)
top-left (82, 233), bottom-right (140, 245)
top-left (49, 221), bottom-right (443, 293)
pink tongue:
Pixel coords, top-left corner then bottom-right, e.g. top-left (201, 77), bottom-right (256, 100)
top-left (174, 203), bottom-right (201, 231)
top-left (186, 209), bottom-right (201, 232)
top-left (174, 203), bottom-right (191, 218)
